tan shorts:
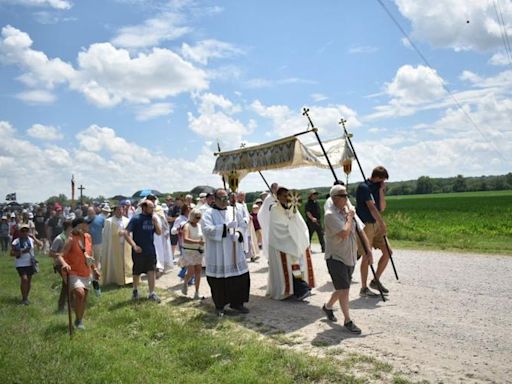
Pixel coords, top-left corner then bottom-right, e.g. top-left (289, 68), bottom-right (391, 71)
top-left (69, 275), bottom-right (91, 290)
top-left (357, 222), bottom-right (386, 254)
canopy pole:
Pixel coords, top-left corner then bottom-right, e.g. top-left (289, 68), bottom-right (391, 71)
top-left (339, 118), bottom-right (398, 281)
top-left (302, 108), bottom-right (339, 181)
top-left (258, 171), bottom-right (272, 192)
top-left (216, 141), bottom-right (227, 190)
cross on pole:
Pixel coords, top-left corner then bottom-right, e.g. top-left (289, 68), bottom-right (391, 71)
top-left (78, 185), bottom-right (85, 205)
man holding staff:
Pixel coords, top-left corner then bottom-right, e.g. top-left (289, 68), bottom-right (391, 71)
top-left (323, 185), bottom-right (372, 333)
top-left (356, 166), bottom-right (391, 297)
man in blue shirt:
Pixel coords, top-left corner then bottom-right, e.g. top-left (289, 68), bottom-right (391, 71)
top-left (356, 166), bottom-right (391, 297)
top-left (124, 200), bottom-right (162, 303)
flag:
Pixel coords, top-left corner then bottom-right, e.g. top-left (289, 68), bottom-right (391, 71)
top-left (5, 192), bottom-right (16, 201)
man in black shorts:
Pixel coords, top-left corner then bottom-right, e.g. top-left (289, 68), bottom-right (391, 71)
top-left (322, 185), bottom-right (372, 334)
top-left (124, 200), bottom-right (162, 303)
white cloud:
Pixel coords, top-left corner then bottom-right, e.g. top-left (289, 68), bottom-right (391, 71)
top-left (489, 51), bottom-right (512, 66)
top-left (188, 93), bottom-right (251, 148)
top-left (111, 12), bottom-right (190, 48)
top-left (0, 26), bottom-right (209, 108)
top-left (74, 43), bottom-right (208, 107)
top-left (395, 0), bottom-right (512, 52)
top-left (387, 65), bottom-right (445, 104)
top-left (311, 93), bottom-right (328, 102)
top-left (16, 89), bottom-right (56, 103)
top-left (365, 64), bottom-right (446, 120)
top-left (135, 103), bottom-right (173, 121)
top-left (0, 0), bottom-right (72, 9)
top-left (181, 39), bottom-right (243, 65)
top-left (348, 45), bottom-right (378, 54)
top-left (27, 123), bottom-right (63, 140)
top-left (0, 121), bottom-right (224, 202)
top-left (251, 100), bottom-right (361, 139)
top-left (0, 25), bottom-right (76, 89)
top-left (245, 77), bottom-right (316, 89)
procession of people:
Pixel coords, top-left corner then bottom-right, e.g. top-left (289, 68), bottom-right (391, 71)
top-left (3, 166), bottom-right (393, 334)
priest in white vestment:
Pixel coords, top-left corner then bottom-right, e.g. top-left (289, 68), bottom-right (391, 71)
top-left (267, 187), bottom-right (315, 300)
top-left (101, 206), bottom-right (133, 285)
top-left (154, 204), bottom-right (173, 272)
top-left (257, 183), bottom-right (278, 260)
top-left (202, 188), bottom-right (250, 316)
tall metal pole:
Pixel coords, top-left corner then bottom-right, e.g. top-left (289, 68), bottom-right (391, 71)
top-left (302, 108), bottom-right (339, 181)
top-left (339, 118), bottom-right (398, 281)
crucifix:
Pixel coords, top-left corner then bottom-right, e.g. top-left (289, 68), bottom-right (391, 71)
top-left (78, 185), bottom-right (85, 205)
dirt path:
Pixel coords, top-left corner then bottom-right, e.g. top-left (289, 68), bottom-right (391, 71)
top-left (157, 247), bottom-right (512, 383)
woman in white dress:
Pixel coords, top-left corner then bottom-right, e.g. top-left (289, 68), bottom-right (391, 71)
top-left (181, 209), bottom-right (204, 299)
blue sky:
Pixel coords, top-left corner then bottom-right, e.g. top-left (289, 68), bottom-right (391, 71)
top-left (0, 0), bottom-right (511, 202)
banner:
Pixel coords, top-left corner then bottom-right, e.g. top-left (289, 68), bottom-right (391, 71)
top-left (213, 134), bottom-right (354, 176)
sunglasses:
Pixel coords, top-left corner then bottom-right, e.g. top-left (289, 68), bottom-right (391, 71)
top-left (334, 194), bottom-right (348, 198)
top-left (217, 196), bottom-right (229, 201)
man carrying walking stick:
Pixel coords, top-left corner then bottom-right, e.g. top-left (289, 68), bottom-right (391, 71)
top-left (356, 166), bottom-right (392, 297)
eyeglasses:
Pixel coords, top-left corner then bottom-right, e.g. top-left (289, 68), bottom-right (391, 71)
top-left (217, 196), bottom-right (229, 201)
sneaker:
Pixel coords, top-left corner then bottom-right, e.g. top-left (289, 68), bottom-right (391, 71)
top-left (21, 299), bottom-right (30, 306)
top-left (360, 287), bottom-right (379, 297)
top-left (370, 279), bottom-right (389, 294)
top-left (132, 289), bottom-right (139, 301)
top-left (216, 309), bottom-right (225, 317)
top-left (181, 284), bottom-right (188, 296)
top-left (322, 304), bottom-right (337, 322)
top-left (344, 320), bottom-right (361, 334)
top-left (296, 290), bottom-right (312, 301)
top-left (230, 304), bottom-right (250, 314)
top-left (193, 292), bottom-right (203, 300)
top-left (148, 292), bottom-right (161, 303)
top-left (74, 319), bottom-right (85, 330)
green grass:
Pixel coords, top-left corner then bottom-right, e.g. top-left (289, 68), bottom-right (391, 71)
top-left (0, 253), bottom-right (412, 384)
top-left (384, 190), bottom-right (512, 254)
top-left (309, 190), bottom-right (512, 254)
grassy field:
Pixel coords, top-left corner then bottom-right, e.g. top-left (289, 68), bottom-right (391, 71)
top-left (0, 253), bottom-right (418, 384)
top-left (384, 190), bottom-right (512, 254)
top-left (307, 190), bottom-right (512, 255)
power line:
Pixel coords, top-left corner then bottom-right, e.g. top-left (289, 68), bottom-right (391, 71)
top-left (492, 0), bottom-right (512, 67)
top-left (376, 0), bottom-right (508, 163)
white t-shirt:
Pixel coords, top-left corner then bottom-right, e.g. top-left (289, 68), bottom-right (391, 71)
top-left (12, 237), bottom-right (35, 268)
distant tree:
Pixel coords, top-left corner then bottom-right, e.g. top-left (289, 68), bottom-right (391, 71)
top-left (479, 180), bottom-right (488, 191)
top-left (416, 176), bottom-right (433, 194)
top-left (46, 194), bottom-right (69, 205)
top-left (453, 175), bottom-right (467, 192)
top-left (494, 176), bottom-right (506, 190)
top-left (506, 172), bottom-right (512, 188)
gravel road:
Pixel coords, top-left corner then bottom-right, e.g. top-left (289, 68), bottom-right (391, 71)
top-left (157, 247), bottom-right (512, 383)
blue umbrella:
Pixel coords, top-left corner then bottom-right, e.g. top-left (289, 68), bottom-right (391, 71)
top-left (132, 189), bottom-right (163, 198)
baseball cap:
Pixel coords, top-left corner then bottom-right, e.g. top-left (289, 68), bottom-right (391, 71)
top-left (329, 185), bottom-right (349, 198)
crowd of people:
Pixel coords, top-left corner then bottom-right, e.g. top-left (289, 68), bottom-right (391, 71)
top-left (3, 166), bottom-right (392, 335)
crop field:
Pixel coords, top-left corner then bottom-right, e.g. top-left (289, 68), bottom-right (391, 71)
top-left (383, 190), bottom-right (512, 254)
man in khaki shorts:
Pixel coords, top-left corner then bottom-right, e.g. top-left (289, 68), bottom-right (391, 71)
top-left (356, 166), bottom-right (391, 297)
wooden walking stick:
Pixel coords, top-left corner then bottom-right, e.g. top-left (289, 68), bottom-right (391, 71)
top-left (66, 272), bottom-right (73, 337)
top-left (339, 118), bottom-right (399, 281)
top-left (302, 108), bottom-right (386, 300)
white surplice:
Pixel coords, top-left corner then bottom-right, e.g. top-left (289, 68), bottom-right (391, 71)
top-left (154, 209), bottom-right (173, 271)
top-left (267, 203), bottom-right (315, 300)
top-left (201, 206), bottom-right (248, 278)
top-left (101, 216), bottom-right (133, 285)
top-left (257, 194), bottom-right (277, 260)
